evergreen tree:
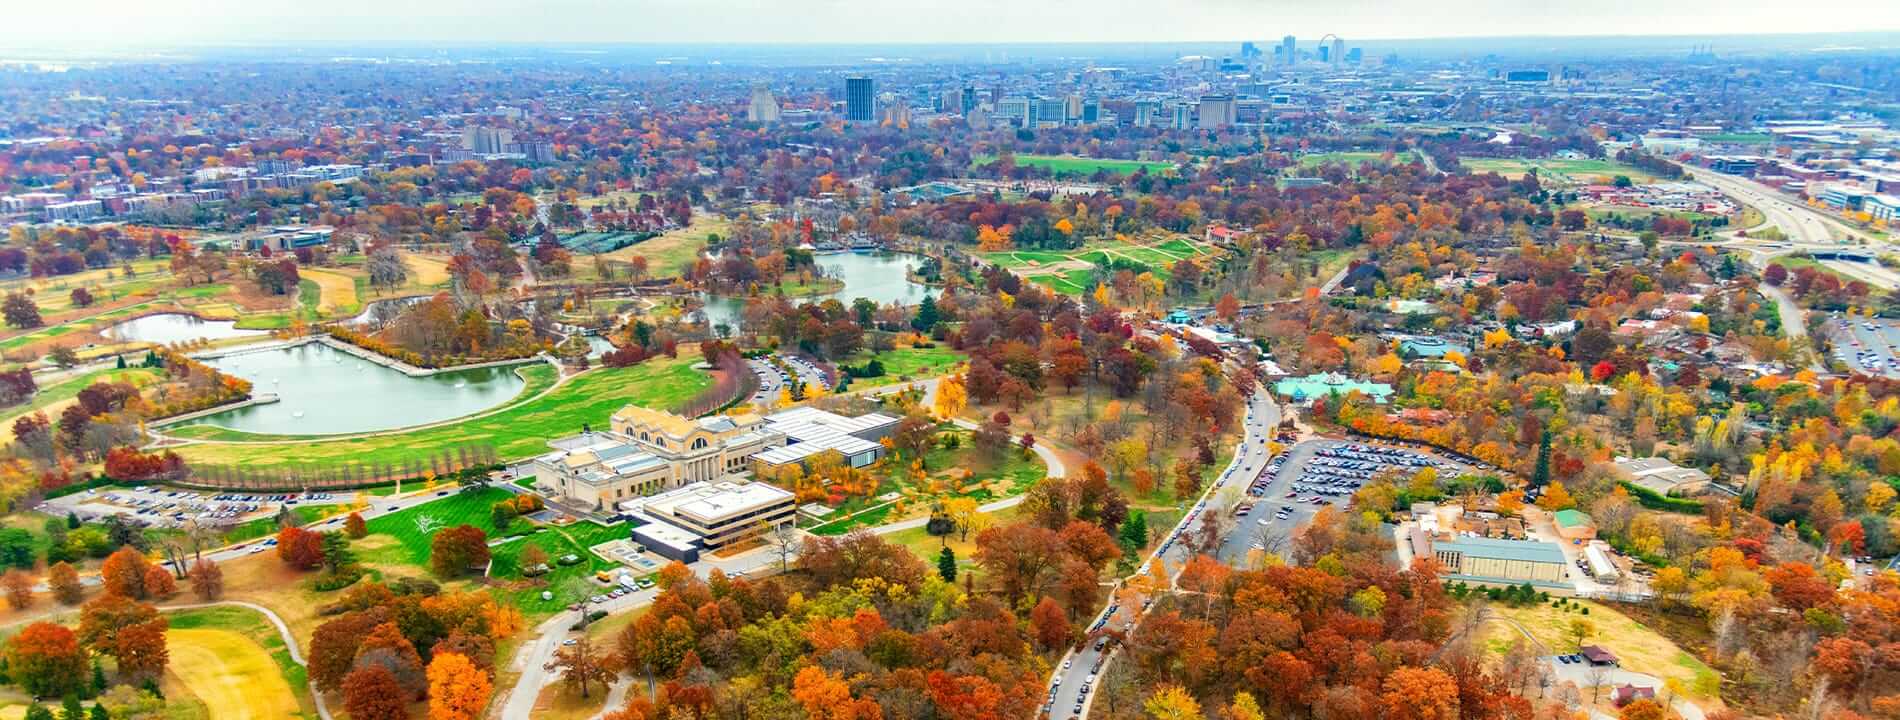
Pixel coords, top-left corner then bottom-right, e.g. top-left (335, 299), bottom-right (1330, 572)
top-left (1118, 510), bottom-right (1148, 553)
top-left (911, 295), bottom-right (940, 333)
top-left (90, 662), bottom-right (104, 693)
top-left (24, 706), bottom-right (52, 720)
top-left (66, 512), bottom-right (79, 530)
top-left (89, 705), bottom-right (109, 720)
top-left (1531, 430), bottom-right (1552, 489)
top-left (936, 547), bottom-right (957, 583)
top-left (61, 694), bottom-right (82, 720)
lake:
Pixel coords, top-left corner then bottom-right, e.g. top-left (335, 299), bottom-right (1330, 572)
top-left (178, 342), bottom-right (529, 435)
top-left (698, 252), bottom-right (932, 330)
top-left (103, 313), bottom-right (269, 344)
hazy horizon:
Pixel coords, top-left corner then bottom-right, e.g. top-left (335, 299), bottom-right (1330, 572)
top-left (5, 0), bottom-right (1900, 53)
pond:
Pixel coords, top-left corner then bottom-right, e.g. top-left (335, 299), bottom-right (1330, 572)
top-left (177, 342), bottom-right (529, 436)
top-left (698, 252), bottom-right (933, 330)
top-left (103, 313), bottom-right (269, 344)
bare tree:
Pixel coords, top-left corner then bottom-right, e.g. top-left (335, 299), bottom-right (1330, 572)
top-left (767, 521), bottom-right (799, 572)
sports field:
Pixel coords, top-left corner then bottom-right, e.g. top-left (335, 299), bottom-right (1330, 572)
top-left (171, 355), bottom-right (710, 471)
top-left (974, 154), bottom-right (1175, 176)
top-left (1460, 157), bottom-right (1659, 185)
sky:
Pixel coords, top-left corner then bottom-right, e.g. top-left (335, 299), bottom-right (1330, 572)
top-left (5, 0), bottom-right (1900, 50)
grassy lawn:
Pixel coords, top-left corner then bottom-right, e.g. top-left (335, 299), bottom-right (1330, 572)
top-left (1297, 150), bottom-right (1419, 167)
top-left (1478, 599), bottom-right (1722, 701)
top-left (165, 363), bottom-right (562, 442)
top-left (840, 345), bottom-right (966, 390)
top-left (987, 236), bottom-right (1218, 292)
top-left (172, 356), bottom-right (710, 471)
top-left (1030, 269), bottom-right (1096, 296)
top-left (974, 153), bottom-right (1175, 176)
top-left (809, 427), bottom-right (1047, 536)
top-left (297, 268), bottom-right (360, 315)
top-left (1, 367), bottom-right (160, 436)
top-left (1460, 157), bottom-right (1659, 185)
top-left (164, 606), bottom-right (316, 719)
top-left (359, 487), bottom-right (632, 617)
top-left (602, 213), bottom-right (729, 278)
top-left (884, 504), bottom-right (1022, 570)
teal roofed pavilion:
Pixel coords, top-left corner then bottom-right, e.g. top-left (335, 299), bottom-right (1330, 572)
top-left (1272, 372), bottom-right (1394, 404)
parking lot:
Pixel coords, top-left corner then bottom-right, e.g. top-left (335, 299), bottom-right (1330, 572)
top-left (746, 354), bottom-right (832, 407)
top-left (1218, 439), bottom-right (1468, 565)
top-left (40, 486), bottom-right (346, 530)
top-left (1830, 315), bottom-right (1900, 378)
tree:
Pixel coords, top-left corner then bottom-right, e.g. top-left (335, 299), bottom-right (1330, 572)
top-left (1530, 430), bottom-right (1552, 488)
top-left (1030, 596), bottom-right (1072, 650)
top-left (792, 666), bottom-right (881, 720)
top-left (277, 527), bottom-right (324, 570)
top-left (48, 562), bottom-right (83, 605)
top-left (310, 611), bottom-right (384, 691)
top-left (1144, 685), bottom-right (1203, 720)
top-left (1380, 666), bottom-right (1460, 720)
top-left (430, 525), bottom-right (491, 577)
top-left (933, 375), bottom-right (967, 420)
top-left (342, 665), bottom-right (409, 720)
top-left (100, 547), bottom-right (152, 599)
top-left (1566, 618), bottom-right (1596, 652)
top-left (3, 293), bottom-right (42, 329)
top-left (1618, 699), bottom-right (1666, 720)
top-left (545, 635), bottom-right (614, 699)
top-left (937, 546), bottom-right (958, 583)
top-left (78, 594), bottom-right (168, 681)
top-left (426, 652), bottom-right (492, 720)
top-left (6, 622), bottom-right (86, 697)
top-left (68, 288), bottom-right (93, 308)
top-left (1215, 292), bottom-right (1240, 321)
top-left (188, 559), bottom-right (223, 600)
top-left (344, 512), bottom-right (367, 539)
top-left (141, 565), bottom-right (176, 599)
top-left (2, 569), bottom-right (35, 610)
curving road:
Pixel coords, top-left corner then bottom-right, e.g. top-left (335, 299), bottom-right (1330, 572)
top-left (1047, 386), bottom-right (1280, 719)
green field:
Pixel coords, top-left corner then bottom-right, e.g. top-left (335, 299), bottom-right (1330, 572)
top-left (1, 367), bottom-right (160, 432)
top-left (1030, 269), bottom-right (1097, 296)
top-left (359, 487), bottom-right (632, 615)
top-left (840, 346), bottom-right (966, 390)
top-left (172, 356), bottom-right (711, 471)
top-left (974, 154), bottom-right (1175, 177)
top-left (1460, 157), bottom-right (1659, 185)
top-left (1298, 150), bottom-right (1420, 167)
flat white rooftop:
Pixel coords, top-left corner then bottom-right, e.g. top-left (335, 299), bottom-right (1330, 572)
top-left (620, 480), bottom-right (793, 527)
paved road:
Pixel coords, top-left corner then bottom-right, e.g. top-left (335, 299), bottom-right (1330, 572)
top-left (1689, 168), bottom-right (1867, 247)
top-left (1048, 387), bottom-right (1280, 719)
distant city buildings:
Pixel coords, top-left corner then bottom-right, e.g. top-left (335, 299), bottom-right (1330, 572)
top-left (462, 125), bottom-right (513, 154)
top-left (845, 77), bottom-right (876, 123)
top-left (746, 84), bottom-right (781, 124)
